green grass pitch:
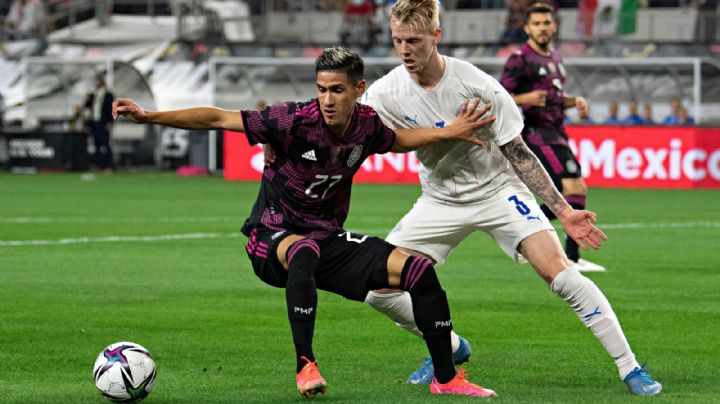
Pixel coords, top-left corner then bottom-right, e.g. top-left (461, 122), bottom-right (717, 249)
top-left (1, 172), bottom-right (718, 403)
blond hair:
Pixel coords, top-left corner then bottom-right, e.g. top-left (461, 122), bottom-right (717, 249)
top-left (390, 0), bottom-right (440, 34)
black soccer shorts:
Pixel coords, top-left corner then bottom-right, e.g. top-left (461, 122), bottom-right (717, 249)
top-left (244, 226), bottom-right (395, 302)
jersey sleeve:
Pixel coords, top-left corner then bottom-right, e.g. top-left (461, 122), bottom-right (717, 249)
top-left (239, 102), bottom-right (295, 146)
top-left (362, 82), bottom-right (399, 154)
top-left (363, 81), bottom-right (403, 130)
top-left (368, 113), bottom-right (397, 154)
top-left (486, 77), bottom-right (524, 147)
top-left (499, 52), bottom-right (525, 95)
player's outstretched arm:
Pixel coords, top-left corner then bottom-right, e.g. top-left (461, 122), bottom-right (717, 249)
top-left (391, 98), bottom-right (495, 153)
top-left (500, 135), bottom-right (606, 250)
top-left (112, 98), bottom-right (244, 131)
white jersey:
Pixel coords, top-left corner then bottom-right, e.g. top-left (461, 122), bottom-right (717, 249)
top-left (363, 56), bottom-right (524, 203)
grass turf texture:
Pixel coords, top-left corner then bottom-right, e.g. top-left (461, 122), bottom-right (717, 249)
top-left (1, 172), bottom-right (718, 403)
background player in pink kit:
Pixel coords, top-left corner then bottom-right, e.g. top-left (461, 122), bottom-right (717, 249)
top-left (500, 3), bottom-right (603, 271)
top-left (359, 0), bottom-right (662, 396)
top-left (113, 47), bottom-right (499, 398)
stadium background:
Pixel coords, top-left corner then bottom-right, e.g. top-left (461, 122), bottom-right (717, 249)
top-left (1, 1), bottom-right (719, 402)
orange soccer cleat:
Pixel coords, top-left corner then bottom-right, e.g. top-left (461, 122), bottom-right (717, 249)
top-left (429, 369), bottom-right (497, 398)
top-left (296, 356), bottom-right (327, 398)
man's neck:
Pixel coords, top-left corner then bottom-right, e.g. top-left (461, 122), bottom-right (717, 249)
top-left (410, 52), bottom-right (445, 91)
top-left (329, 109), bottom-right (355, 138)
top-left (527, 40), bottom-right (552, 56)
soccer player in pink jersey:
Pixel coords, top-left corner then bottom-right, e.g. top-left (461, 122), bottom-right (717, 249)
top-left (113, 47), bottom-right (501, 398)
top-left (500, 3), bottom-right (604, 272)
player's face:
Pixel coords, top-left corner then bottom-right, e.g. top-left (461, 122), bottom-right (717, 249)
top-left (525, 12), bottom-right (556, 50)
top-left (316, 71), bottom-right (366, 136)
top-left (390, 17), bottom-right (441, 75)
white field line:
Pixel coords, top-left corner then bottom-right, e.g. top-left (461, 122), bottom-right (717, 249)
top-left (351, 221), bottom-right (720, 234)
top-left (0, 221), bottom-right (717, 248)
top-left (0, 216), bottom-right (235, 224)
top-left (0, 232), bottom-right (241, 247)
top-left (596, 221), bottom-right (720, 229)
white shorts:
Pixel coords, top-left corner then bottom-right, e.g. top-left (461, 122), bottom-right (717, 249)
top-left (386, 180), bottom-right (555, 266)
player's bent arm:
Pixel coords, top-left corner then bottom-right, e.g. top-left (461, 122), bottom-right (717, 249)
top-left (563, 94), bottom-right (587, 111)
top-left (563, 94), bottom-right (577, 109)
top-left (510, 90), bottom-right (546, 107)
top-left (391, 99), bottom-right (494, 153)
top-left (391, 127), bottom-right (455, 152)
top-left (511, 93), bottom-right (531, 105)
top-left (499, 135), bottom-right (572, 219)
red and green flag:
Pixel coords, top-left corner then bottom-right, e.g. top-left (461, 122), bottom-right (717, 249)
top-left (577, 0), bottom-right (637, 36)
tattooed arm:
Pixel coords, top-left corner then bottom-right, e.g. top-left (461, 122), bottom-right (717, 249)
top-left (500, 136), bottom-right (570, 217)
top-left (500, 135), bottom-right (606, 249)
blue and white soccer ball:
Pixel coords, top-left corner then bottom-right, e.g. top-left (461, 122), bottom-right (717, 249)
top-left (93, 341), bottom-right (157, 402)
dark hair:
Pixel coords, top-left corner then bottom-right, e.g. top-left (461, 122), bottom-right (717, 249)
top-left (315, 47), bottom-right (364, 85)
top-left (525, 3), bottom-right (555, 23)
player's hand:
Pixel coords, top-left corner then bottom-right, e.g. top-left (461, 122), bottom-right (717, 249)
top-left (526, 90), bottom-right (547, 107)
top-left (558, 208), bottom-right (607, 250)
top-left (112, 98), bottom-right (148, 123)
top-left (447, 98), bottom-right (495, 146)
top-left (263, 144), bottom-right (277, 166)
top-left (575, 96), bottom-right (588, 119)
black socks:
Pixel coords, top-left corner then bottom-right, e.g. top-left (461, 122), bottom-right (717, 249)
top-left (400, 256), bottom-right (455, 383)
top-left (285, 239), bottom-right (321, 373)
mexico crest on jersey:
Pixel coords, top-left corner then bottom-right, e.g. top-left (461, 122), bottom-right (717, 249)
top-left (347, 145), bottom-right (363, 167)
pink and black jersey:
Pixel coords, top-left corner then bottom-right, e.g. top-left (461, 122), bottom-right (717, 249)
top-left (500, 43), bottom-right (567, 141)
top-left (239, 99), bottom-right (396, 240)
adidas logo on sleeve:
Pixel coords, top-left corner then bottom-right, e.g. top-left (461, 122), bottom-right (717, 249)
top-left (302, 150), bottom-right (317, 161)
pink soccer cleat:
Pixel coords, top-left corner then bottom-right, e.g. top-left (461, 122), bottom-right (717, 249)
top-left (296, 356), bottom-right (327, 398)
top-left (429, 369), bottom-right (497, 398)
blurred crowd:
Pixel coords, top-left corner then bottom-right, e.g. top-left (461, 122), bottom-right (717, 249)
top-left (1, 0), bottom-right (44, 41)
top-left (568, 97), bottom-right (696, 125)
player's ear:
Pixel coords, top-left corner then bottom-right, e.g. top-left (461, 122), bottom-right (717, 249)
top-left (433, 27), bottom-right (442, 45)
top-left (355, 79), bottom-right (366, 98)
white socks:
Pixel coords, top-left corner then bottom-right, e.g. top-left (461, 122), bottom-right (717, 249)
top-left (365, 290), bottom-right (461, 352)
top-left (551, 269), bottom-right (640, 379)
top-left (365, 270), bottom-right (641, 381)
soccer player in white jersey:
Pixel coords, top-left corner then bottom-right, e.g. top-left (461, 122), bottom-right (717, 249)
top-left (361, 0), bottom-right (662, 396)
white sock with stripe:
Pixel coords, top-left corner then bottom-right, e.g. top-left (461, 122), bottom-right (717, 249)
top-left (551, 269), bottom-right (640, 379)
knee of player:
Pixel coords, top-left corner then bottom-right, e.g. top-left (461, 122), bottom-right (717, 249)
top-left (285, 238), bottom-right (320, 264)
top-left (562, 178), bottom-right (588, 195)
top-left (577, 181), bottom-right (588, 194)
top-left (285, 238), bottom-right (321, 270)
top-left (550, 268), bottom-right (591, 297)
top-left (399, 255), bottom-right (441, 293)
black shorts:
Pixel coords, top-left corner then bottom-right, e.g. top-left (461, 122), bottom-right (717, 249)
top-left (523, 128), bottom-right (581, 190)
top-left (244, 226), bottom-right (395, 302)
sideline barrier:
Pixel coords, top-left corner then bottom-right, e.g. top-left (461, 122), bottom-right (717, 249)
top-left (1, 131), bottom-right (90, 172)
top-left (224, 126), bottom-right (720, 189)
top-left (566, 125), bottom-right (720, 189)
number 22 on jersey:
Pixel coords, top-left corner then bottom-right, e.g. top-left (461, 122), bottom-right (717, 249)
top-left (305, 174), bottom-right (342, 199)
